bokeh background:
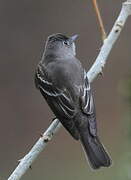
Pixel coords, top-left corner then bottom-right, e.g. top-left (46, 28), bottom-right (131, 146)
top-left (0, 0), bottom-right (131, 179)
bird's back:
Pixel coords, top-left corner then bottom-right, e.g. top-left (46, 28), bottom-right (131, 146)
top-left (44, 57), bottom-right (84, 97)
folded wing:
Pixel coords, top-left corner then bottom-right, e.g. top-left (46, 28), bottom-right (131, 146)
top-left (35, 64), bottom-right (79, 140)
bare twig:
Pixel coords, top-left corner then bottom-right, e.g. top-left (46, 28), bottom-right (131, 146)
top-left (8, 1), bottom-right (131, 180)
top-left (88, 0), bottom-right (131, 82)
top-left (92, 0), bottom-right (107, 41)
top-left (8, 119), bottom-right (62, 180)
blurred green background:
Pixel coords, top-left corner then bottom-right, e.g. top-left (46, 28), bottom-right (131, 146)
top-left (0, 0), bottom-right (131, 179)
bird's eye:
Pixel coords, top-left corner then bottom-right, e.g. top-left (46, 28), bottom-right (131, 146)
top-left (63, 41), bottom-right (69, 46)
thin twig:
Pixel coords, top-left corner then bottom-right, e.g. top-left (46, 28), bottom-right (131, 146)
top-left (8, 1), bottom-right (131, 180)
top-left (92, 0), bottom-right (107, 41)
top-left (88, 0), bottom-right (131, 82)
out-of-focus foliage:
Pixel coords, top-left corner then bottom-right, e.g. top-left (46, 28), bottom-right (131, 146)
top-left (114, 77), bottom-right (131, 180)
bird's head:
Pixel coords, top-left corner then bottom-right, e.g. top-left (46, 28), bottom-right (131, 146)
top-left (44, 33), bottom-right (78, 58)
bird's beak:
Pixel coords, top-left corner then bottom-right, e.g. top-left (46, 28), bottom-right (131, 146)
top-left (69, 34), bottom-right (79, 42)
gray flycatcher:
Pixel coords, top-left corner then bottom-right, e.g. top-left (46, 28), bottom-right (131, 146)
top-left (35, 33), bottom-right (111, 169)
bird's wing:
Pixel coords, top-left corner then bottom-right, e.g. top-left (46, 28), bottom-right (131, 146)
top-left (80, 71), bottom-right (97, 137)
top-left (35, 64), bottom-right (79, 140)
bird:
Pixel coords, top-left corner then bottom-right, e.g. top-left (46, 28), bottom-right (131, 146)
top-left (34, 33), bottom-right (111, 169)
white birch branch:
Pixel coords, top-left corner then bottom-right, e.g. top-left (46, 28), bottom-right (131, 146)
top-left (88, 0), bottom-right (131, 82)
top-left (8, 1), bottom-right (131, 180)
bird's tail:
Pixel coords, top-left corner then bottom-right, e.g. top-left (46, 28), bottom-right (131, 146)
top-left (79, 130), bottom-right (112, 169)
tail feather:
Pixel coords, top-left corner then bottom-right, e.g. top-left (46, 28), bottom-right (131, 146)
top-left (80, 131), bottom-right (111, 169)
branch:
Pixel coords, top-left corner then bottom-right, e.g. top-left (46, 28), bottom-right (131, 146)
top-left (92, 0), bottom-right (107, 41)
top-left (88, 0), bottom-right (131, 83)
top-left (8, 1), bottom-right (131, 180)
